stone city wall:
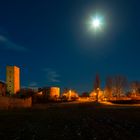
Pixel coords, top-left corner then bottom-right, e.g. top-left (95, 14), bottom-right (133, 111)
top-left (0, 96), bottom-right (32, 109)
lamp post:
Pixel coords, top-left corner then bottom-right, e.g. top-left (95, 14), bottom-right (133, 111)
top-left (96, 88), bottom-right (100, 102)
top-left (68, 90), bottom-right (72, 100)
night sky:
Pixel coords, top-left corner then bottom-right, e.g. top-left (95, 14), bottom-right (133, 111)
top-left (0, 0), bottom-right (139, 93)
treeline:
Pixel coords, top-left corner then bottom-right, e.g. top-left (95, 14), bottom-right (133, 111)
top-left (104, 75), bottom-right (140, 99)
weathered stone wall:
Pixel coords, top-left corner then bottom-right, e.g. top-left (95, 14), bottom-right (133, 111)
top-left (0, 96), bottom-right (32, 109)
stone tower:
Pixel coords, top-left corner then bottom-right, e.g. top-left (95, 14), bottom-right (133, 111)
top-left (49, 87), bottom-right (60, 99)
top-left (6, 66), bottom-right (20, 94)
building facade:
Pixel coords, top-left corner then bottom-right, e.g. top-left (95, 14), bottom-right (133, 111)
top-left (49, 87), bottom-right (60, 100)
top-left (62, 89), bottom-right (79, 100)
top-left (38, 86), bottom-right (60, 100)
top-left (0, 81), bottom-right (6, 96)
top-left (6, 66), bottom-right (20, 94)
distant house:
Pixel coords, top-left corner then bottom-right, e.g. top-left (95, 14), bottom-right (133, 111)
top-left (38, 87), bottom-right (60, 100)
top-left (61, 89), bottom-right (79, 100)
top-left (89, 89), bottom-right (104, 101)
top-left (0, 81), bottom-right (6, 96)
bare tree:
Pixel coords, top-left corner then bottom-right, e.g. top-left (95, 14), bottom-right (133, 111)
top-left (104, 76), bottom-right (113, 99)
top-left (94, 74), bottom-right (100, 101)
top-left (94, 74), bottom-right (100, 90)
top-left (105, 75), bottom-right (128, 99)
top-left (130, 81), bottom-right (140, 96)
top-left (113, 75), bottom-right (128, 98)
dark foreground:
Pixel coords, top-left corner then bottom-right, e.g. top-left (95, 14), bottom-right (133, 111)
top-left (0, 102), bottom-right (140, 140)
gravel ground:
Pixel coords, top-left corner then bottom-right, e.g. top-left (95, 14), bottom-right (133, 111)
top-left (0, 102), bottom-right (140, 140)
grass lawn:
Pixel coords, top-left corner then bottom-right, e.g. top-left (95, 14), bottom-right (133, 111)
top-left (0, 102), bottom-right (140, 140)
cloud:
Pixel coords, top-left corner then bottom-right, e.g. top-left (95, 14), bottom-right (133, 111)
top-left (0, 35), bottom-right (28, 52)
top-left (0, 35), bottom-right (7, 41)
top-left (43, 68), bottom-right (61, 83)
top-left (29, 82), bottom-right (38, 87)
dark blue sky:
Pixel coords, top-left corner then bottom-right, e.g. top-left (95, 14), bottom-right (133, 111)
top-left (0, 0), bottom-right (139, 93)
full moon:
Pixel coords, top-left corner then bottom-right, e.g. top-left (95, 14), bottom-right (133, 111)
top-left (92, 18), bottom-right (101, 28)
top-left (89, 15), bottom-right (104, 32)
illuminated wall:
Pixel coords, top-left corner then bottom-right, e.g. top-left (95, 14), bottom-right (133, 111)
top-left (6, 66), bottom-right (20, 94)
top-left (49, 87), bottom-right (60, 99)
